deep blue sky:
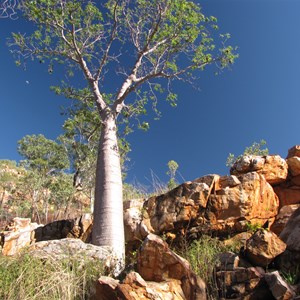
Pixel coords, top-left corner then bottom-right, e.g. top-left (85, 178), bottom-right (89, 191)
top-left (1, 0), bottom-right (300, 188)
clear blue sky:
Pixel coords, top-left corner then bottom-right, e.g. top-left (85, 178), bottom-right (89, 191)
top-left (1, 0), bottom-right (300, 188)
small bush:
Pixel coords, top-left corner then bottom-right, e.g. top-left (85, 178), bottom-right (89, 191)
top-left (180, 235), bottom-right (227, 299)
top-left (0, 252), bottom-right (104, 300)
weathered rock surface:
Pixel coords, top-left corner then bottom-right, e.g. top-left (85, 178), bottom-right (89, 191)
top-left (270, 204), bottom-right (300, 235)
top-left (265, 271), bottom-right (295, 300)
top-left (215, 252), bottom-right (273, 299)
top-left (0, 217), bottom-right (42, 255)
top-left (34, 213), bottom-right (93, 242)
top-left (94, 234), bottom-right (206, 300)
top-left (280, 206), bottom-right (300, 252)
top-left (245, 229), bottom-right (286, 267)
top-left (29, 238), bottom-right (112, 265)
top-left (230, 155), bottom-right (288, 185)
top-left (138, 172), bottom-right (279, 244)
top-left (287, 145), bottom-right (300, 159)
top-left (287, 157), bottom-right (300, 177)
top-left (273, 184), bottom-right (300, 207)
top-left (94, 272), bottom-right (186, 300)
top-left (137, 234), bottom-right (207, 300)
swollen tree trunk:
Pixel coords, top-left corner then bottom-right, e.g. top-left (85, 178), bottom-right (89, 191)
top-left (92, 113), bottom-right (125, 272)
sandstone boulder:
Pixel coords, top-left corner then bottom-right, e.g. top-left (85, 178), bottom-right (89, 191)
top-left (1, 217), bottom-right (42, 255)
top-left (245, 229), bottom-right (286, 268)
top-left (287, 156), bottom-right (300, 177)
top-left (137, 172), bottom-right (279, 243)
top-left (230, 155), bottom-right (288, 185)
top-left (265, 271), bottom-right (295, 300)
top-left (287, 145), bottom-right (300, 159)
top-left (34, 213), bottom-right (92, 242)
top-left (280, 206), bottom-right (300, 252)
top-left (137, 234), bottom-right (207, 300)
top-left (270, 204), bottom-right (300, 235)
top-left (273, 184), bottom-right (300, 207)
top-left (94, 272), bottom-right (186, 300)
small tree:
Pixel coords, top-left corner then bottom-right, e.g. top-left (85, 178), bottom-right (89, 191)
top-left (226, 139), bottom-right (269, 168)
top-left (167, 160), bottom-right (179, 190)
top-left (9, 0), bottom-right (237, 272)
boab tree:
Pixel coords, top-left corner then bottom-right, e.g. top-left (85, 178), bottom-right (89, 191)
top-left (8, 0), bottom-right (237, 271)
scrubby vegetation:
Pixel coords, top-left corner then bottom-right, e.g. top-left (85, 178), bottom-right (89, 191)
top-left (0, 252), bottom-right (104, 300)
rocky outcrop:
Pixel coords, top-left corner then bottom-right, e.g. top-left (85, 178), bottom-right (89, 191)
top-left (245, 229), bottom-right (286, 267)
top-left (0, 217), bottom-right (42, 255)
top-left (0, 214), bottom-right (93, 256)
top-left (94, 234), bottom-right (206, 300)
top-left (134, 172), bottom-right (279, 244)
top-left (270, 204), bottom-right (300, 235)
top-left (28, 238), bottom-right (112, 267)
top-left (215, 252), bottom-right (273, 299)
top-left (34, 213), bottom-right (92, 242)
top-left (230, 155), bottom-right (288, 185)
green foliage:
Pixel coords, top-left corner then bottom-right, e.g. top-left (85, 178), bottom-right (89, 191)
top-left (226, 139), bottom-right (269, 168)
top-left (18, 134), bottom-right (69, 174)
top-left (281, 267), bottom-right (299, 285)
top-left (181, 235), bottom-right (225, 299)
top-left (245, 222), bottom-right (264, 233)
top-left (166, 160), bottom-right (179, 190)
top-left (0, 252), bottom-right (104, 300)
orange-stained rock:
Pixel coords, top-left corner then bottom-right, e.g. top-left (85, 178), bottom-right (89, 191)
top-left (94, 272), bottom-right (186, 300)
top-left (270, 204), bottom-right (300, 235)
top-left (286, 156), bottom-right (300, 177)
top-left (287, 145), bottom-right (300, 159)
top-left (206, 172), bottom-right (279, 233)
top-left (245, 229), bottom-right (286, 267)
top-left (273, 185), bottom-right (300, 207)
top-left (230, 155), bottom-right (288, 185)
top-left (144, 176), bottom-right (217, 233)
top-left (139, 172), bottom-right (279, 242)
top-left (1, 218), bottom-right (42, 256)
top-left (137, 234), bottom-right (207, 300)
top-left (265, 271), bottom-right (295, 300)
top-left (280, 206), bottom-right (300, 252)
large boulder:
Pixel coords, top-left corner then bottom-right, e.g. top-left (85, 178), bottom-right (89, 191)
top-left (265, 271), bottom-right (295, 300)
top-left (137, 234), bottom-right (207, 300)
top-left (34, 213), bottom-right (93, 242)
top-left (270, 204), bottom-right (300, 235)
top-left (0, 217), bottom-right (42, 255)
top-left (230, 155), bottom-right (288, 185)
top-left (94, 234), bottom-right (206, 300)
top-left (136, 173), bottom-right (279, 244)
top-left (245, 229), bottom-right (286, 267)
top-left (94, 272), bottom-right (186, 300)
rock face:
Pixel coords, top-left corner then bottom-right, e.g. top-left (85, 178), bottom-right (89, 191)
top-left (29, 238), bottom-right (112, 266)
top-left (95, 272), bottom-right (186, 300)
top-left (270, 204), bottom-right (300, 235)
top-left (138, 172), bottom-right (279, 243)
top-left (265, 271), bottom-right (295, 300)
top-left (94, 234), bottom-right (206, 300)
top-left (0, 217), bottom-right (42, 255)
top-left (34, 213), bottom-right (93, 242)
top-left (215, 252), bottom-right (273, 299)
top-left (245, 229), bottom-right (286, 267)
top-left (230, 155), bottom-right (288, 185)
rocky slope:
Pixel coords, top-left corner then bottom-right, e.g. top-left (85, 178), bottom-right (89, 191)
top-left (2, 146), bottom-right (300, 299)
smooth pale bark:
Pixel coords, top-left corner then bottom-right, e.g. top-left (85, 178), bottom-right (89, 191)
top-left (92, 113), bottom-right (125, 272)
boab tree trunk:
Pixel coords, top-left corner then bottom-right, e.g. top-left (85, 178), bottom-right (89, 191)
top-left (92, 113), bottom-right (125, 270)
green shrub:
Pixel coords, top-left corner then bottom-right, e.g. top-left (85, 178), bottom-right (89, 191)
top-left (0, 252), bottom-right (104, 300)
top-left (180, 235), bottom-right (227, 299)
top-left (226, 139), bottom-right (269, 168)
